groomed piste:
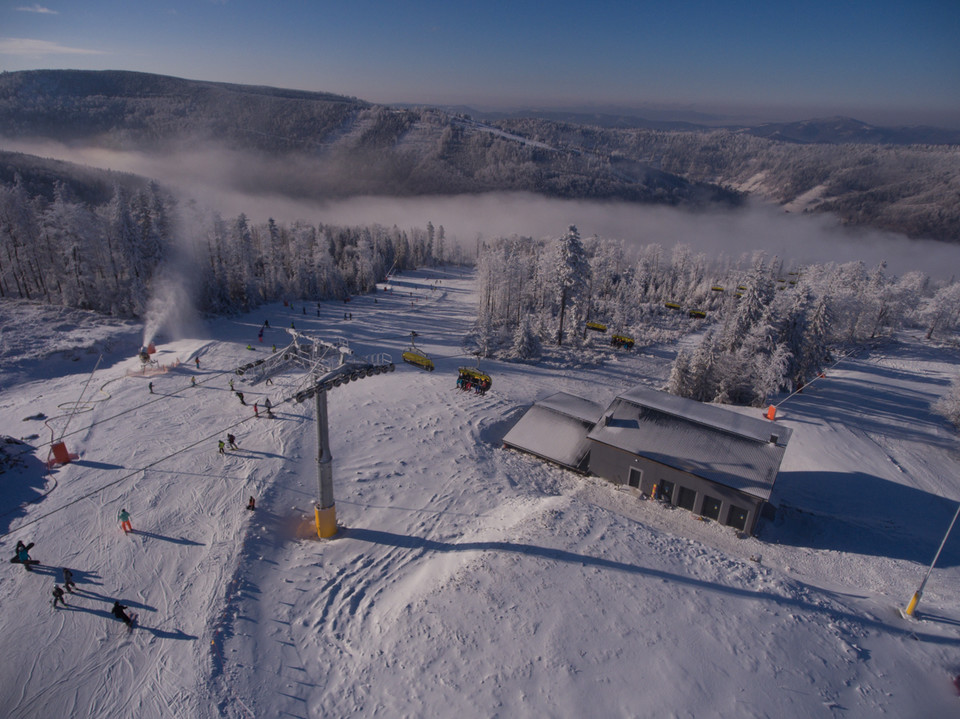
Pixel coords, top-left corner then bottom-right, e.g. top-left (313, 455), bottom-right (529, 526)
top-left (1, 267), bottom-right (959, 718)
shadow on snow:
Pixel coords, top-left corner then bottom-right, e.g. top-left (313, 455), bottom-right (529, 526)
top-left (763, 470), bottom-right (960, 567)
top-left (345, 526), bottom-right (960, 647)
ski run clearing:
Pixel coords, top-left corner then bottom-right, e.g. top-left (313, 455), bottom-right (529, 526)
top-left (1, 266), bottom-right (959, 718)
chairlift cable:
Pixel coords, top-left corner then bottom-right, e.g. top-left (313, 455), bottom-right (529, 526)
top-left (0, 383), bottom-right (318, 538)
top-left (39, 366), bottom-right (243, 450)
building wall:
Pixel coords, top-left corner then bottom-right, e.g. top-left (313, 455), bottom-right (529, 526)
top-left (587, 441), bottom-right (764, 534)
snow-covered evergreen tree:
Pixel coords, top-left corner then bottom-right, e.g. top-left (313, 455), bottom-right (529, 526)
top-left (752, 342), bottom-right (792, 407)
top-left (667, 348), bottom-right (693, 396)
top-left (552, 225), bottom-right (590, 346)
top-left (721, 258), bottom-right (774, 352)
top-left (779, 284), bottom-right (813, 387)
top-left (684, 331), bottom-right (721, 402)
top-left (934, 374), bottom-right (960, 429)
top-left (509, 314), bottom-right (541, 360)
top-left (923, 282), bottom-right (960, 340)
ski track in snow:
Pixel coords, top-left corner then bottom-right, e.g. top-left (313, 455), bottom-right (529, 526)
top-left (1, 268), bottom-right (960, 718)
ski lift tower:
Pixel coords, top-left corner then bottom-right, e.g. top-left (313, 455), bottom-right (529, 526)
top-left (237, 329), bottom-right (394, 537)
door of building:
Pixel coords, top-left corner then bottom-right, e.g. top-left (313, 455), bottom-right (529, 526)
top-left (628, 467), bottom-right (642, 488)
top-left (677, 486), bottom-right (697, 511)
top-left (658, 480), bottom-right (675, 503)
top-left (726, 505), bottom-right (748, 531)
top-left (701, 495), bottom-right (721, 520)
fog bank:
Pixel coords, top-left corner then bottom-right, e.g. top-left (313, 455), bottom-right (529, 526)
top-left (305, 194), bottom-right (960, 279)
top-left (5, 138), bottom-right (958, 279)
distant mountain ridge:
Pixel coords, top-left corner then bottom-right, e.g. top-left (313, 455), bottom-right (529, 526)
top-left (0, 69), bottom-right (366, 150)
top-left (0, 69), bottom-right (735, 207)
top-left (438, 106), bottom-right (960, 146)
top-left (741, 116), bottom-right (960, 146)
top-left (0, 69), bottom-right (958, 242)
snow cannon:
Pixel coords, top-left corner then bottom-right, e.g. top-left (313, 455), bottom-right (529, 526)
top-left (46, 441), bottom-right (78, 468)
top-left (138, 347), bottom-right (151, 364)
top-left (147, 342), bottom-right (156, 354)
top-left (51, 442), bottom-right (71, 464)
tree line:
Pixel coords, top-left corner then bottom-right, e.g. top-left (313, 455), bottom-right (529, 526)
top-left (0, 175), bottom-right (451, 317)
top-left (473, 227), bottom-right (960, 407)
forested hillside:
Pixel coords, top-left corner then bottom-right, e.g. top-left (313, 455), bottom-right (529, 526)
top-left (0, 152), bottom-right (444, 317)
top-left (1, 69), bottom-right (958, 326)
top-left (0, 70), bottom-right (731, 206)
top-left (3, 70), bottom-right (957, 240)
top-left (473, 227), bottom-right (960, 409)
top-left (498, 118), bottom-right (960, 242)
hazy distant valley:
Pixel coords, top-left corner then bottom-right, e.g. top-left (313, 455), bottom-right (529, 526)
top-left (1, 69), bottom-right (958, 244)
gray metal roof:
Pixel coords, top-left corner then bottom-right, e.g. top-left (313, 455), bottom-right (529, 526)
top-left (534, 391), bottom-right (607, 424)
top-left (502, 392), bottom-right (604, 471)
top-left (587, 387), bottom-right (792, 500)
top-left (616, 385), bottom-right (792, 448)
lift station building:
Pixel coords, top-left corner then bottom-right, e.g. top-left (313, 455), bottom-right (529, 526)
top-left (503, 385), bottom-right (792, 535)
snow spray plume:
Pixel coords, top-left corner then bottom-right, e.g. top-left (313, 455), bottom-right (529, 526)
top-left (142, 269), bottom-right (201, 348)
top-left (143, 211), bottom-right (204, 347)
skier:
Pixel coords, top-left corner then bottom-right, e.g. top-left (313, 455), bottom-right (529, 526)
top-left (148, 381), bottom-right (154, 394)
top-left (190, 376), bottom-right (196, 387)
top-left (218, 440), bottom-right (225, 455)
top-left (194, 357), bottom-right (200, 369)
top-left (253, 402), bottom-right (259, 418)
top-left (229, 379), bottom-right (235, 392)
top-left (246, 496), bottom-right (256, 511)
top-left (227, 434), bottom-right (238, 450)
top-left (62, 567), bottom-right (76, 593)
top-left (118, 508), bottom-right (133, 533)
top-left (264, 319), bottom-right (269, 328)
top-left (236, 391), bottom-right (246, 406)
top-left (52, 584), bottom-right (67, 608)
top-left (264, 397), bottom-right (273, 418)
top-left (111, 601), bottom-right (133, 627)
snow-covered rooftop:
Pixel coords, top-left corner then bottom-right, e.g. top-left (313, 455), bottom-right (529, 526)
top-left (616, 384), bottom-right (792, 448)
top-left (588, 386), bottom-right (792, 500)
top-left (503, 391), bottom-right (604, 471)
top-left (532, 390), bottom-right (607, 424)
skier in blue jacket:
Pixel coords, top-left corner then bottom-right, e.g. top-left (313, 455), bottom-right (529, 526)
top-left (13, 541), bottom-right (35, 571)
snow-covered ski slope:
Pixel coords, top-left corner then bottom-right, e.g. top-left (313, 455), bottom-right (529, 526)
top-left (1, 267), bottom-right (959, 718)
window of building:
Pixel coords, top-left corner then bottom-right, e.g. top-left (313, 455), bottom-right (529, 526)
top-left (628, 466), bottom-right (642, 489)
top-left (726, 504), bottom-right (748, 531)
top-left (677, 486), bottom-right (696, 511)
top-left (657, 480), bottom-right (675, 503)
top-left (701, 495), bottom-right (721, 520)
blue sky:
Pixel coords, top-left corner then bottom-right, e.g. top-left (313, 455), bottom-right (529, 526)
top-left (2, 0), bottom-right (959, 126)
